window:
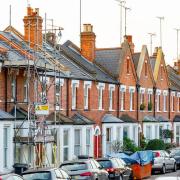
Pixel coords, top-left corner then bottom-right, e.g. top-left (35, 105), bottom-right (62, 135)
top-left (74, 129), bottom-right (81, 156)
top-left (140, 88), bottom-right (145, 110)
top-left (86, 129), bottom-right (91, 155)
top-left (129, 87), bottom-right (135, 111)
top-left (3, 127), bottom-right (9, 168)
top-left (123, 127), bottom-right (129, 138)
top-left (106, 128), bottom-right (112, 154)
top-left (120, 85), bottom-right (126, 111)
top-left (155, 126), bottom-right (158, 139)
top-left (171, 92), bottom-right (175, 112)
top-left (145, 61), bottom-right (148, 76)
top-left (109, 85), bottom-right (115, 111)
top-left (159, 126), bottom-right (163, 139)
top-left (72, 81), bottom-right (79, 110)
top-left (63, 130), bottom-right (69, 161)
top-left (176, 126), bottom-right (180, 146)
top-left (11, 77), bottom-right (16, 101)
top-left (146, 126), bottom-right (151, 141)
top-left (133, 126), bottom-right (136, 142)
top-left (84, 82), bottom-right (91, 110)
top-left (117, 127), bottom-right (121, 142)
top-left (24, 78), bottom-right (28, 102)
top-left (97, 84), bottom-right (105, 110)
top-left (156, 90), bottom-right (161, 112)
top-left (127, 56), bottom-right (130, 74)
top-left (163, 95), bottom-right (167, 112)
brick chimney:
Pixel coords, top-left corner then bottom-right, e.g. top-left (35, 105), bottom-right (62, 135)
top-left (80, 24), bottom-right (96, 62)
top-left (23, 7), bottom-right (43, 49)
top-left (124, 35), bottom-right (135, 53)
top-left (152, 47), bottom-right (158, 57)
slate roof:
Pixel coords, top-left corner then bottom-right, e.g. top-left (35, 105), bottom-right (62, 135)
top-left (0, 109), bottom-right (14, 120)
top-left (119, 114), bottom-right (137, 123)
top-left (143, 115), bottom-right (169, 122)
top-left (167, 65), bottom-right (180, 91)
top-left (102, 114), bottom-right (124, 123)
top-left (61, 40), bottom-right (117, 83)
top-left (174, 115), bottom-right (180, 122)
top-left (132, 53), bottom-right (140, 70)
top-left (71, 113), bottom-right (95, 125)
top-left (95, 48), bottom-right (123, 78)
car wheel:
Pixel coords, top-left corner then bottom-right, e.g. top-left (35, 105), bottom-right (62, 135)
top-left (173, 163), bottom-right (177, 172)
top-left (161, 165), bottom-right (166, 174)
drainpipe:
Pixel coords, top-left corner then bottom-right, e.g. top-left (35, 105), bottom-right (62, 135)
top-left (168, 88), bottom-right (171, 120)
top-left (153, 87), bottom-right (156, 118)
top-left (5, 69), bottom-right (7, 111)
top-left (136, 84), bottom-right (140, 122)
top-left (66, 78), bottom-right (69, 117)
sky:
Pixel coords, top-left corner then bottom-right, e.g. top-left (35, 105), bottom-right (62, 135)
top-left (0, 0), bottom-right (180, 65)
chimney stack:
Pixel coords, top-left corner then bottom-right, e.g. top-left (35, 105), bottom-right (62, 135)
top-left (23, 6), bottom-right (43, 49)
top-left (174, 60), bottom-right (180, 75)
top-left (152, 47), bottom-right (158, 57)
top-left (80, 24), bottom-right (96, 62)
top-left (123, 35), bottom-right (135, 53)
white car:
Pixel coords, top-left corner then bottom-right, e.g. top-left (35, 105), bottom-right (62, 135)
top-left (152, 150), bottom-right (176, 174)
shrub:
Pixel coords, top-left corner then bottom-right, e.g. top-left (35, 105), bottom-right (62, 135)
top-left (140, 103), bottom-right (146, 110)
top-left (140, 134), bottom-right (147, 150)
top-left (146, 139), bottom-right (165, 150)
top-left (122, 137), bottom-right (140, 153)
top-left (111, 140), bottom-right (122, 153)
top-left (164, 143), bottom-right (176, 150)
top-left (163, 129), bottom-right (173, 139)
top-left (148, 102), bottom-right (152, 111)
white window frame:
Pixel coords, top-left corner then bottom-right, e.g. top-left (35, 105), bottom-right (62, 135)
top-left (109, 84), bottom-right (115, 111)
top-left (56, 78), bottom-right (64, 110)
top-left (63, 129), bottom-right (69, 161)
top-left (156, 89), bottom-right (161, 112)
top-left (106, 127), bottom-right (112, 154)
top-left (71, 80), bottom-right (79, 110)
top-left (84, 81), bottom-right (92, 110)
top-left (3, 126), bottom-right (10, 168)
top-left (163, 90), bottom-right (168, 112)
top-left (97, 83), bottom-right (105, 110)
top-left (24, 78), bottom-right (28, 102)
top-left (171, 91), bottom-right (176, 112)
top-left (146, 125), bottom-right (152, 141)
top-left (129, 86), bottom-right (135, 111)
top-left (11, 77), bottom-right (16, 101)
top-left (86, 128), bottom-right (91, 156)
top-left (140, 87), bottom-right (145, 104)
top-left (147, 89), bottom-right (153, 111)
top-left (120, 85), bottom-right (126, 111)
top-left (74, 129), bottom-right (82, 156)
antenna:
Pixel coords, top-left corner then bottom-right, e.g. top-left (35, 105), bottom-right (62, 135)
top-left (156, 16), bottom-right (164, 47)
top-left (115, 0), bottom-right (126, 44)
top-left (174, 28), bottom-right (180, 60)
top-left (148, 33), bottom-right (156, 56)
top-left (122, 5), bottom-right (131, 36)
top-left (27, 0), bottom-right (31, 7)
top-left (9, 5), bottom-right (11, 26)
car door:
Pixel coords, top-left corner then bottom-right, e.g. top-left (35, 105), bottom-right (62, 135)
top-left (164, 151), bottom-right (172, 169)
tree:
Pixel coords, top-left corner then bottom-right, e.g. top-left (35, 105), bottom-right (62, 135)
top-left (111, 140), bottom-right (122, 153)
top-left (146, 139), bottom-right (165, 150)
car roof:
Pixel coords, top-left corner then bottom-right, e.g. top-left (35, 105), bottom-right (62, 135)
top-left (96, 157), bottom-right (116, 161)
top-left (60, 159), bottom-right (92, 166)
top-left (22, 167), bottom-right (58, 174)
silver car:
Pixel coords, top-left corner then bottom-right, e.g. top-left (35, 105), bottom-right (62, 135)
top-left (60, 159), bottom-right (109, 180)
top-left (152, 150), bottom-right (176, 174)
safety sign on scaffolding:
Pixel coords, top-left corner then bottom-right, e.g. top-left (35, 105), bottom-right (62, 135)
top-left (35, 104), bottom-right (49, 115)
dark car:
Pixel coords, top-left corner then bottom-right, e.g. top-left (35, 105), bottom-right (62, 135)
top-left (96, 157), bottom-right (132, 180)
top-left (22, 167), bottom-right (71, 180)
top-left (0, 173), bottom-right (24, 180)
top-left (60, 159), bottom-right (109, 180)
top-left (169, 148), bottom-right (180, 168)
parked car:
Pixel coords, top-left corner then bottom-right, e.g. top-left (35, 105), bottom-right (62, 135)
top-left (22, 167), bottom-right (71, 180)
top-left (152, 150), bottom-right (176, 174)
top-left (60, 159), bottom-right (109, 180)
top-left (96, 157), bottom-right (132, 180)
top-left (0, 173), bottom-right (24, 180)
top-left (169, 148), bottom-right (180, 168)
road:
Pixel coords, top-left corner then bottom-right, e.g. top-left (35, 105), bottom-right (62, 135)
top-left (147, 170), bottom-right (180, 179)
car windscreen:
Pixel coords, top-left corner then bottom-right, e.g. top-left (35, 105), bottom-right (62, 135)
top-left (23, 171), bottom-right (51, 180)
top-left (97, 160), bottom-right (112, 168)
top-left (60, 162), bottom-right (88, 171)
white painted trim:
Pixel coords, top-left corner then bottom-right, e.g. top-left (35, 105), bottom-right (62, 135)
top-left (171, 91), bottom-right (176, 96)
top-left (177, 92), bottom-right (180, 97)
top-left (120, 85), bottom-right (126, 92)
top-left (129, 86), bottom-right (135, 93)
top-left (163, 90), bottom-right (168, 96)
top-left (140, 87), bottom-right (145, 94)
top-left (71, 80), bottom-right (79, 87)
top-left (84, 81), bottom-right (92, 88)
top-left (97, 82), bottom-right (105, 90)
top-left (108, 84), bottom-right (115, 90)
top-left (156, 89), bottom-right (161, 95)
top-left (55, 78), bottom-right (64, 86)
top-left (147, 88), bottom-right (153, 94)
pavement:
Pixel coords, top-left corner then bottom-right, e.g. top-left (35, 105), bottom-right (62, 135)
top-left (146, 170), bottom-right (180, 179)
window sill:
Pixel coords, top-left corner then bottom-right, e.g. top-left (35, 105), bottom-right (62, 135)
top-left (98, 109), bottom-right (104, 111)
top-left (109, 109), bottom-right (115, 112)
top-left (84, 109), bottom-right (90, 111)
top-left (120, 110), bottom-right (126, 112)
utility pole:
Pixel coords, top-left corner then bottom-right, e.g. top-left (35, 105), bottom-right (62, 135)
top-left (115, 0), bottom-right (126, 44)
top-left (148, 33), bottom-right (156, 56)
top-left (174, 28), bottom-right (180, 60)
top-left (156, 16), bottom-right (164, 47)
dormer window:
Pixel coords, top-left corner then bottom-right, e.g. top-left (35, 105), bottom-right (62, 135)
top-left (127, 56), bottom-right (130, 74)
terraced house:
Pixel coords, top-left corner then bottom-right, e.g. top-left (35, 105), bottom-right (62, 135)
top-left (0, 6), bottom-right (179, 173)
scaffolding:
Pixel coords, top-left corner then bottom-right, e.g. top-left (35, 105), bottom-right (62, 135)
top-left (3, 13), bottom-right (65, 168)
